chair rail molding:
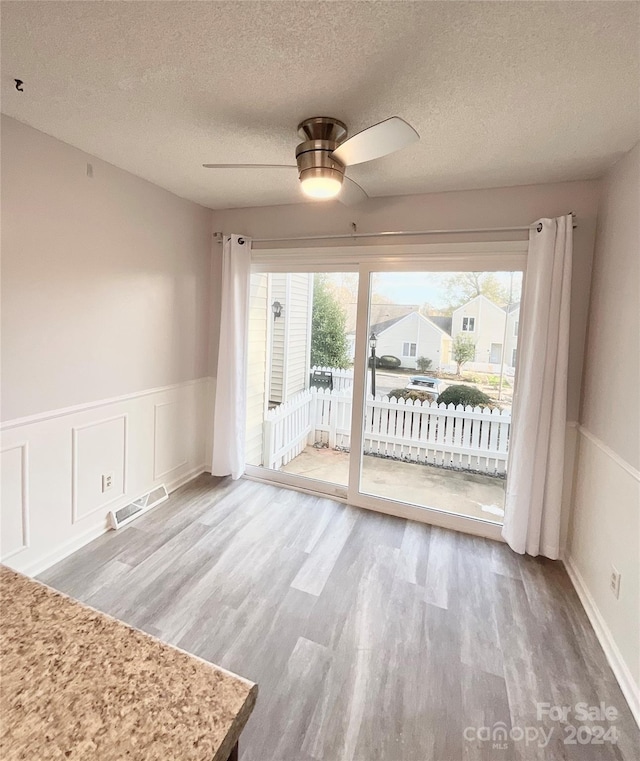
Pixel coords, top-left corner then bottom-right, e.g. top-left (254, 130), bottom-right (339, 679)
top-left (0, 377), bottom-right (212, 431)
top-left (577, 424), bottom-right (640, 482)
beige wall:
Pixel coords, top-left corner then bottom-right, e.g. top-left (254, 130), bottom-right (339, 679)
top-left (567, 143), bottom-right (640, 715)
top-left (0, 116), bottom-right (213, 574)
top-left (212, 178), bottom-right (600, 422)
top-left (580, 143), bottom-right (640, 471)
top-left (1, 116), bottom-right (212, 421)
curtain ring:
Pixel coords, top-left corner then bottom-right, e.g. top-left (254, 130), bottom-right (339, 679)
top-left (238, 237), bottom-right (245, 245)
top-left (536, 223), bottom-right (543, 233)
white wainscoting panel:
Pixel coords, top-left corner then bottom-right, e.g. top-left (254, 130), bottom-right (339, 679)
top-left (565, 427), bottom-right (640, 727)
top-left (72, 415), bottom-right (127, 523)
top-left (0, 443), bottom-right (30, 559)
top-left (0, 377), bottom-right (213, 576)
top-left (154, 401), bottom-right (187, 479)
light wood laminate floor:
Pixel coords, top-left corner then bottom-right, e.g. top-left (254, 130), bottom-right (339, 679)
top-left (40, 475), bottom-right (639, 761)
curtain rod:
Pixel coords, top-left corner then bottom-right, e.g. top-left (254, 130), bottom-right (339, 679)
top-left (216, 213), bottom-right (576, 244)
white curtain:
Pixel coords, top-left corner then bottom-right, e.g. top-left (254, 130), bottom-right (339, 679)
top-left (211, 234), bottom-right (251, 479)
top-left (502, 215), bottom-right (573, 558)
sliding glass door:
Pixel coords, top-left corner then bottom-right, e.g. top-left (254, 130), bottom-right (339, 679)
top-left (356, 269), bottom-right (522, 525)
top-left (245, 269), bottom-right (358, 498)
top-left (245, 243), bottom-right (526, 536)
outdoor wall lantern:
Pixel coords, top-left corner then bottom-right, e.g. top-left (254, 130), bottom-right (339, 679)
top-left (272, 301), bottom-right (283, 320)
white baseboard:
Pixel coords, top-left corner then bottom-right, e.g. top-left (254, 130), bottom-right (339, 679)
top-left (564, 554), bottom-right (640, 728)
top-left (23, 466), bottom-right (209, 578)
top-left (165, 464), bottom-right (209, 493)
top-left (22, 524), bottom-right (111, 578)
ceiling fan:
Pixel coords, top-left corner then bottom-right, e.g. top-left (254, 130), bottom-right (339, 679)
top-left (203, 116), bottom-right (419, 205)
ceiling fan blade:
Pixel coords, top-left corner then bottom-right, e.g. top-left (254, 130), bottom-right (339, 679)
top-left (331, 117), bottom-right (419, 167)
top-left (339, 175), bottom-right (369, 207)
top-left (202, 163), bottom-right (297, 169)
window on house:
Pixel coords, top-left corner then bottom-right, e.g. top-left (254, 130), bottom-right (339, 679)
top-left (512, 348), bottom-right (517, 366)
top-left (462, 317), bottom-right (476, 332)
top-left (514, 320), bottom-right (519, 336)
top-left (402, 342), bottom-right (417, 357)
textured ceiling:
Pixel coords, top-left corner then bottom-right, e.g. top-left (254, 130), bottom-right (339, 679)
top-left (2, 1), bottom-right (638, 209)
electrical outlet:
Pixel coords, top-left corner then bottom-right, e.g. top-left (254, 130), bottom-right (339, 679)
top-left (609, 566), bottom-right (621, 599)
top-left (102, 472), bottom-right (114, 493)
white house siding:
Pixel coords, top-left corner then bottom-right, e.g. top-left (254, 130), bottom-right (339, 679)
top-left (451, 295), bottom-right (510, 369)
top-left (285, 273), bottom-right (313, 397)
top-left (269, 274), bottom-right (286, 403)
top-left (269, 273), bottom-right (312, 404)
top-left (246, 272), bottom-right (269, 466)
top-left (504, 306), bottom-right (520, 368)
top-left (374, 312), bottom-right (448, 370)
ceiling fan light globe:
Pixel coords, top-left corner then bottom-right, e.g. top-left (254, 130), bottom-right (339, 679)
top-left (300, 175), bottom-right (342, 200)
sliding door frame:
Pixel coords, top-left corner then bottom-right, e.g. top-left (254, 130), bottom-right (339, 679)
top-left (247, 241), bottom-right (527, 542)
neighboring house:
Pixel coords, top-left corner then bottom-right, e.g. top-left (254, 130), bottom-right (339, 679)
top-left (368, 311), bottom-right (452, 370)
top-left (504, 303), bottom-right (520, 369)
top-left (428, 315), bottom-right (453, 336)
top-left (268, 273), bottom-right (313, 404)
top-left (450, 295), bottom-right (520, 371)
top-left (345, 303), bottom-right (419, 361)
top-left (344, 302), bottom-right (419, 335)
top-left (246, 272), bottom-right (269, 466)
top-left (245, 272), bottom-right (313, 466)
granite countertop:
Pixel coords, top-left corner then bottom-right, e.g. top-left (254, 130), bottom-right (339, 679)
top-left (0, 566), bottom-right (257, 760)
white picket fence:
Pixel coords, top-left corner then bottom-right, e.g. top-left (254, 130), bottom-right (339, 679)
top-left (263, 387), bottom-right (511, 475)
top-left (309, 366), bottom-right (354, 392)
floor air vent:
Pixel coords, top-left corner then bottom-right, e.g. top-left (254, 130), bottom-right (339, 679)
top-left (108, 485), bottom-right (169, 530)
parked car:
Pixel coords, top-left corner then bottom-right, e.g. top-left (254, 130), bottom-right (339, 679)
top-left (405, 376), bottom-right (444, 402)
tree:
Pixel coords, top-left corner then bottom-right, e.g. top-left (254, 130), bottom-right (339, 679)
top-left (416, 356), bottom-right (433, 373)
top-left (451, 335), bottom-right (476, 376)
top-left (442, 272), bottom-right (513, 313)
top-left (418, 302), bottom-right (435, 318)
top-left (329, 272), bottom-right (359, 311)
top-left (311, 275), bottom-right (350, 368)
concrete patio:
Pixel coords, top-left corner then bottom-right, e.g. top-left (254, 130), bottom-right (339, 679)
top-left (281, 446), bottom-right (505, 523)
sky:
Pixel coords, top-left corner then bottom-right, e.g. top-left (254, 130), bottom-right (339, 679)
top-left (370, 271), bottom-right (522, 309)
top-left (371, 271), bottom-right (446, 306)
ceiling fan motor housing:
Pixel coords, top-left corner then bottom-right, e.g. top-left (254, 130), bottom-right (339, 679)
top-left (296, 117), bottom-right (347, 186)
